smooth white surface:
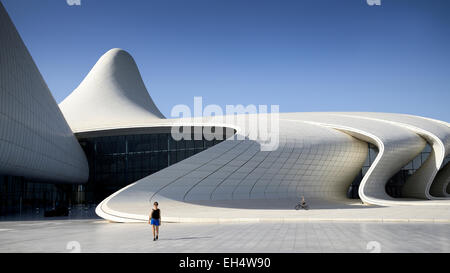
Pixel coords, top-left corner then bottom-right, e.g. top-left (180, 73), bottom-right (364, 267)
top-left (95, 113), bottom-right (450, 222)
top-left (46, 48), bottom-right (446, 222)
top-left (343, 112), bottom-right (450, 200)
top-left (59, 48), bottom-right (165, 132)
top-left (0, 2), bottom-right (88, 183)
top-left (1, 2), bottom-right (449, 223)
top-left (430, 162), bottom-right (450, 197)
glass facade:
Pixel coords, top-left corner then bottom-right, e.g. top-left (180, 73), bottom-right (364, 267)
top-left (348, 143), bottom-right (449, 199)
top-left (0, 127), bottom-right (232, 216)
top-left (0, 175), bottom-right (78, 216)
top-left (385, 144), bottom-right (431, 197)
top-left (347, 143), bottom-right (379, 198)
top-left (78, 131), bottom-right (227, 203)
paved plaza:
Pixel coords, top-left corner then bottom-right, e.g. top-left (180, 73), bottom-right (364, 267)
top-left (0, 218), bottom-right (449, 253)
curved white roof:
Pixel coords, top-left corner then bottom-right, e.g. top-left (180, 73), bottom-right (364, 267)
top-left (59, 48), bottom-right (164, 132)
top-left (55, 48), bottom-right (450, 222)
top-left (95, 112), bottom-right (450, 222)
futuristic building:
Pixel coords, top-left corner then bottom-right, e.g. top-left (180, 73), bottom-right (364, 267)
top-left (0, 2), bottom-right (88, 184)
top-left (90, 109), bottom-right (450, 222)
top-left (0, 2), bottom-right (449, 222)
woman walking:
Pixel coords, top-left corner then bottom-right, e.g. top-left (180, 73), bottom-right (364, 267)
top-left (149, 202), bottom-right (161, 241)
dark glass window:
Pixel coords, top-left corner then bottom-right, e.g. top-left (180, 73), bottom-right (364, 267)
top-left (0, 128), bottom-right (231, 216)
top-left (349, 143), bottom-right (436, 199)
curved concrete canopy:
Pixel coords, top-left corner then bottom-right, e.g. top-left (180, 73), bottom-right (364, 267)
top-left (335, 112), bottom-right (450, 200)
top-left (264, 113), bottom-right (432, 206)
top-left (96, 117), bottom-right (369, 222)
top-left (430, 162), bottom-right (450, 197)
top-left (94, 113), bottom-right (450, 222)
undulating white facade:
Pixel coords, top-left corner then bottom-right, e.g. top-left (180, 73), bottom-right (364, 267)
top-left (0, 1), bottom-right (449, 223)
top-left (60, 48), bottom-right (165, 133)
top-left (0, 2), bottom-right (88, 183)
top-left (92, 112), bottom-right (449, 222)
top-left (58, 49), bottom-right (450, 222)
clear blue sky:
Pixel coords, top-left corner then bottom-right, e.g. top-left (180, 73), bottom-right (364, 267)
top-left (2, 0), bottom-right (449, 121)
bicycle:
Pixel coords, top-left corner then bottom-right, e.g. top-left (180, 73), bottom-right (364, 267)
top-left (294, 202), bottom-right (309, 210)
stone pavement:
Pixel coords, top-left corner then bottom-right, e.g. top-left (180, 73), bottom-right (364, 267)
top-left (0, 219), bottom-right (449, 253)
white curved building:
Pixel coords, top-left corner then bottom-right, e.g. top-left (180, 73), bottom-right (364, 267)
top-left (0, 2), bottom-right (88, 184)
top-left (59, 49), bottom-right (450, 222)
top-left (60, 48), bottom-right (165, 133)
top-left (0, 2), bottom-right (449, 221)
top-left (92, 111), bottom-right (449, 222)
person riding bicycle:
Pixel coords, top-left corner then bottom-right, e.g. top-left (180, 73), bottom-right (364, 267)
top-left (294, 196), bottom-right (309, 210)
top-left (300, 196), bottom-right (308, 209)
